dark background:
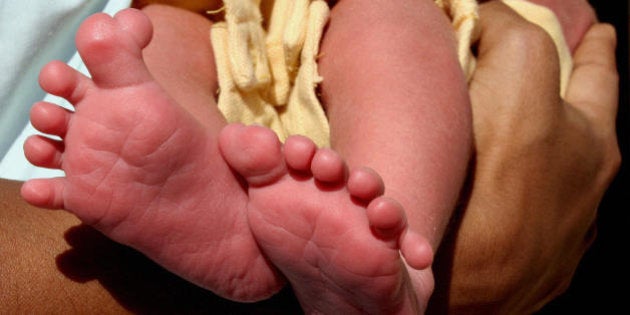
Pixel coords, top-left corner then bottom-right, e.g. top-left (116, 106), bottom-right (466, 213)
top-left (538, 1), bottom-right (630, 314)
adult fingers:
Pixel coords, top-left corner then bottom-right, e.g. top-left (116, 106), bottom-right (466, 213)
top-left (470, 0), bottom-right (563, 148)
top-left (565, 23), bottom-right (619, 127)
top-left (472, 1), bottom-right (561, 110)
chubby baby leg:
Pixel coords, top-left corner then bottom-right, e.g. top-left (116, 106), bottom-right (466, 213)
top-left (319, 0), bottom-right (473, 310)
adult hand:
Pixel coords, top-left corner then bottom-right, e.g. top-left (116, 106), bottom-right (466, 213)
top-left (429, 2), bottom-right (620, 314)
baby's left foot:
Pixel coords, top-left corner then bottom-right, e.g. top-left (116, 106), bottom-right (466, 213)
top-left (219, 124), bottom-right (433, 314)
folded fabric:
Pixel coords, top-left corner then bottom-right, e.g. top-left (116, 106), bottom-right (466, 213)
top-left (212, 0), bottom-right (330, 146)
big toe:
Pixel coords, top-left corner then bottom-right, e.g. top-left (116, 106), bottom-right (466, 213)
top-left (76, 8), bottom-right (154, 87)
top-left (218, 124), bottom-right (287, 187)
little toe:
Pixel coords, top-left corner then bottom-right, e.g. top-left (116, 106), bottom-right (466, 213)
top-left (347, 167), bottom-right (385, 201)
top-left (23, 135), bottom-right (64, 169)
top-left (218, 123), bottom-right (287, 187)
top-left (21, 178), bottom-right (66, 209)
top-left (283, 135), bottom-right (316, 172)
top-left (310, 148), bottom-right (347, 184)
top-left (400, 231), bottom-right (433, 270)
top-left (30, 102), bottom-right (71, 137)
top-left (75, 9), bottom-right (154, 88)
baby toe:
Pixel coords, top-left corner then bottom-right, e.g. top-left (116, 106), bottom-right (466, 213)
top-left (310, 148), bottom-right (346, 184)
top-left (23, 135), bottom-right (64, 169)
top-left (21, 178), bottom-right (66, 209)
top-left (284, 135), bottom-right (317, 173)
top-left (30, 101), bottom-right (71, 137)
top-left (347, 167), bottom-right (385, 201)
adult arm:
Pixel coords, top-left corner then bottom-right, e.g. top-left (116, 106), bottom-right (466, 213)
top-left (0, 179), bottom-right (130, 313)
top-left (429, 2), bottom-right (620, 314)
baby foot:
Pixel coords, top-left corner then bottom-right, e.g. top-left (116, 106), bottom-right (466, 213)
top-left (219, 124), bottom-right (433, 314)
top-left (21, 9), bottom-right (283, 302)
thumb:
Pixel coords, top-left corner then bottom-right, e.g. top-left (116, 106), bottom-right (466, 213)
top-left (565, 23), bottom-right (619, 127)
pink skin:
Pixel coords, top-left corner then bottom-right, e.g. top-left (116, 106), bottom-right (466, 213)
top-left (219, 123), bottom-right (433, 314)
top-left (20, 8), bottom-right (284, 302)
top-left (319, 0), bottom-right (473, 310)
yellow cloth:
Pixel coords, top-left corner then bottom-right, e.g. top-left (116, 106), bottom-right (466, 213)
top-left (211, 0), bottom-right (572, 147)
top-left (211, 0), bottom-right (330, 146)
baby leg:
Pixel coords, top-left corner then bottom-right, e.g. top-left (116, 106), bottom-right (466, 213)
top-left (219, 124), bottom-right (433, 314)
top-left (21, 7), bottom-right (283, 302)
top-left (319, 0), bottom-right (473, 308)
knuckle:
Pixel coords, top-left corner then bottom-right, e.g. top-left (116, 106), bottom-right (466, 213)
top-left (604, 143), bottom-right (622, 178)
top-left (501, 21), bottom-right (558, 66)
top-left (593, 127), bottom-right (622, 180)
top-left (593, 23), bottom-right (617, 41)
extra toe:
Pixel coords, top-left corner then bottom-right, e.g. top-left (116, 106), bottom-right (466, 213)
top-left (75, 9), bottom-right (154, 88)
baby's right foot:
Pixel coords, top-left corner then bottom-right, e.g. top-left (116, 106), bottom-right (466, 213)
top-left (20, 8), bottom-right (283, 302)
top-left (219, 124), bottom-right (433, 314)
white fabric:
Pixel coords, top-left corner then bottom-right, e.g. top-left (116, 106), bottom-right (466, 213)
top-left (0, 0), bottom-right (131, 180)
